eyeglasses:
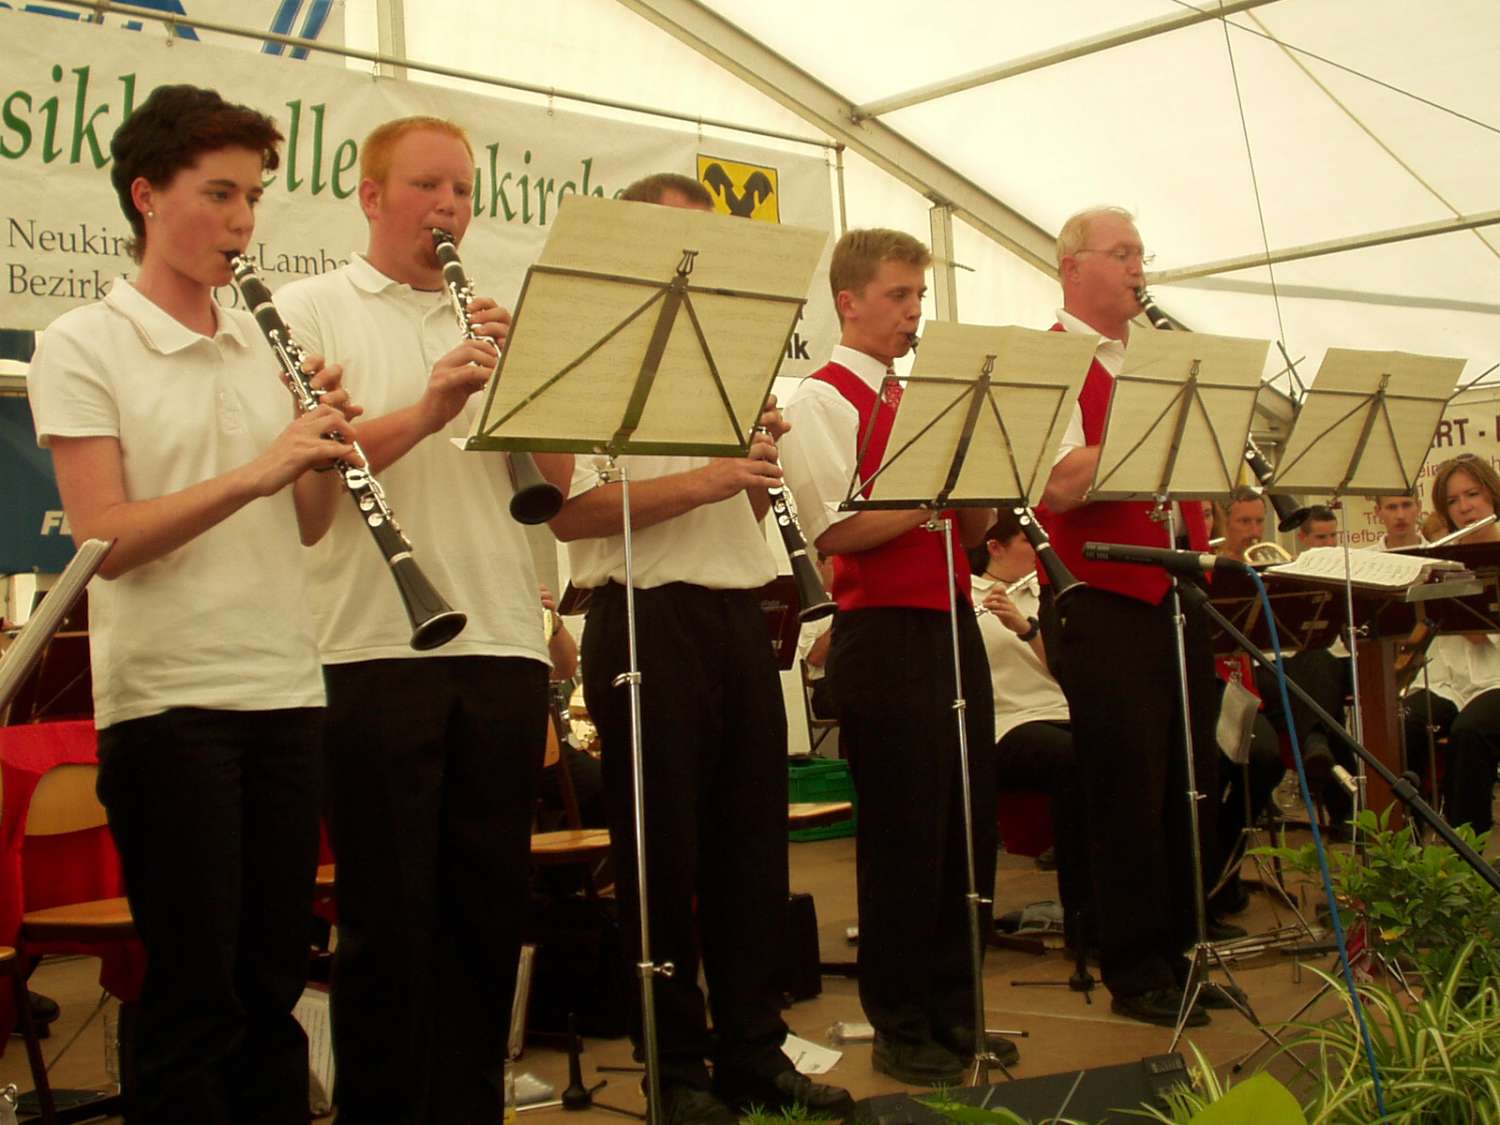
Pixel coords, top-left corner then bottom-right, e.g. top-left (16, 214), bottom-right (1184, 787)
top-left (1075, 247), bottom-right (1155, 266)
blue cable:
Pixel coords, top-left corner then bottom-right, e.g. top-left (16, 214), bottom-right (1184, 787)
top-left (1244, 565), bottom-right (1386, 1115)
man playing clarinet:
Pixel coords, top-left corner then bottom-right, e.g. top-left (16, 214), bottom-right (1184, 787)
top-left (1037, 206), bottom-right (1237, 1027)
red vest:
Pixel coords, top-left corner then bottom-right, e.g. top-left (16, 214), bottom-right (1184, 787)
top-left (1037, 331), bottom-right (1209, 606)
top-left (811, 362), bottom-right (970, 612)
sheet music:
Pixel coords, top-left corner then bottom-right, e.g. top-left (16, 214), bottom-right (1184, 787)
top-left (1269, 546), bottom-right (1464, 590)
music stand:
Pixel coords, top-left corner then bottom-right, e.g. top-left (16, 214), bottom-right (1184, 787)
top-left (841, 320), bottom-right (1096, 1085)
top-left (460, 195), bottom-right (827, 1125)
top-left (1087, 325), bottom-right (1273, 1047)
top-left (0, 539), bottom-right (112, 715)
top-left (1267, 348), bottom-right (1463, 823)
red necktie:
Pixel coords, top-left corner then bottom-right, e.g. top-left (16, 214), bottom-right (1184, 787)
top-left (880, 373), bottom-right (902, 409)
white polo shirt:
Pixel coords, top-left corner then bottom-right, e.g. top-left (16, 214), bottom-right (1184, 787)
top-left (971, 574), bottom-right (1070, 742)
top-left (564, 454), bottom-right (776, 590)
top-left (276, 256), bottom-right (547, 665)
top-left (27, 280), bottom-right (324, 729)
top-left (780, 344), bottom-right (889, 548)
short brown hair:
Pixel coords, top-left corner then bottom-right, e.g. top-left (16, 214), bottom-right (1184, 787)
top-left (620, 172), bottom-right (713, 207)
top-left (829, 229), bottom-right (930, 314)
top-left (1431, 454), bottom-right (1500, 532)
top-left (984, 510), bottom-right (1024, 546)
top-left (360, 117), bottom-right (473, 185)
top-left (109, 84), bottom-right (282, 263)
top-left (1227, 484), bottom-right (1263, 508)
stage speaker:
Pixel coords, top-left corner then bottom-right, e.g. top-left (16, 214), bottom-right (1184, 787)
top-left (852, 1053), bottom-right (1189, 1125)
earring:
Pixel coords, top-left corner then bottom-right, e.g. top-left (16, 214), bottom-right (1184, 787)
top-left (145, 210), bottom-right (155, 219)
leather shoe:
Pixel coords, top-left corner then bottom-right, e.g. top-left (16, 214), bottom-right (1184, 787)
top-left (1197, 981), bottom-right (1251, 1012)
top-left (936, 1025), bottom-right (1020, 1069)
top-left (871, 1034), bottom-right (965, 1086)
top-left (1206, 917), bottom-right (1247, 941)
top-left (1111, 987), bottom-right (1209, 1028)
top-left (716, 1067), bottom-right (854, 1118)
top-left (659, 1085), bottom-right (739, 1125)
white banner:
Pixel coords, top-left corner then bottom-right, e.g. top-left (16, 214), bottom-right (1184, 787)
top-left (0, 7), bottom-right (838, 379)
top-left (3, 0), bottom-right (346, 57)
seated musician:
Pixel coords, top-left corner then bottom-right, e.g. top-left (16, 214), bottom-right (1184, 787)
top-left (1372, 488), bottom-right (1426, 550)
top-left (795, 553), bottom-right (837, 722)
top-left (1402, 456), bottom-right (1500, 833)
top-left (1296, 505), bottom-right (1340, 550)
top-left (1217, 485), bottom-right (1269, 563)
top-left (971, 514), bottom-right (1091, 953)
top-left (537, 586), bottom-right (605, 830)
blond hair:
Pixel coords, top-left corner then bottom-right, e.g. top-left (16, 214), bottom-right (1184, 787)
top-left (829, 228), bottom-right (930, 316)
top-left (1056, 206), bottom-right (1135, 267)
top-left (360, 116), bottom-right (473, 185)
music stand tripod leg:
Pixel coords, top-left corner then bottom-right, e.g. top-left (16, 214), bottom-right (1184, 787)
top-left (604, 460), bottom-right (674, 1125)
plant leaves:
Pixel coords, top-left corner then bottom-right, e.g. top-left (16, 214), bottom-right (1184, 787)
top-left (1184, 1073), bottom-right (1306, 1125)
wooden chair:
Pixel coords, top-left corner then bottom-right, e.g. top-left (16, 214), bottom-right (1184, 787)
top-left (799, 659), bottom-right (838, 757)
top-left (14, 762), bottom-right (130, 1123)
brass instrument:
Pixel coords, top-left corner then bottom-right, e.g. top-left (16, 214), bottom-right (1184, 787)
top-left (228, 255), bottom-right (467, 651)
top-left (431, 229), bottom-right (563, 525)
top-left (1244, 540), bottom-right (1293, 565)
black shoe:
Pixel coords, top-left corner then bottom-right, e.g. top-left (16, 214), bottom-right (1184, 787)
top-left (1196, 982), bottom-right (1251, 1012)
top-left (1111, 987), bottom-right (1209, 1028)
top-left (659, 1085), bottom-right (739, 1125)
top-left (1208, 878), bottom-right (1250, 918)
top-left (871, 1034), bottom-right (965, 1086)
top-left (936, 1025), bottom-right (1020, 1069)
top-left (1034, 846), bottom-right (1057, 872)
top-left (718, 1067), bottom-right (855, 1118)
top-left (28, 991), bottom-right (60, 1025)
top-left (1206, 918), bottom-right (1248, 942)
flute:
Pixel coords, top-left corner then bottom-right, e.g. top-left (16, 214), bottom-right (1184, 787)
top-left (228, 255), bottom-right (467, 652)
top-left (430, 228), bottom-right (564, 525)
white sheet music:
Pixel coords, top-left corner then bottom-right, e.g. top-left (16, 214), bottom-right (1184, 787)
top-left (1269, 546), bottom-right (1463, 590)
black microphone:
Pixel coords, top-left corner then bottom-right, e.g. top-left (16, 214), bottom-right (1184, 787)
top-left (1082, 541), bottom-right (1251, 577)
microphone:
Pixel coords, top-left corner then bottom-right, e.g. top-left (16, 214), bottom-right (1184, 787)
top-left (1081, 541), bottom-right (1250, 577)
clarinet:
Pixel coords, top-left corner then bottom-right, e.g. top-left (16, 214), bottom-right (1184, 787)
top-left (228, 255), bottom-right (467, 652)
top-left (1014, 506), bottom-right (1085, 602)
top-left (1135, 287), bottom-right (1309, 532)
top-left (430, 228), bottom-right (564, 526)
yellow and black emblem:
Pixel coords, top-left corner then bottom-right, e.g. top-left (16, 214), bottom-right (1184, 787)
top-left (696, 155), bottom-right (780, 222)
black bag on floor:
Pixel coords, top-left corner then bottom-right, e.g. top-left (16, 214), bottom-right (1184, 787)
top-left (524, 894), bottom-right (632, 1039)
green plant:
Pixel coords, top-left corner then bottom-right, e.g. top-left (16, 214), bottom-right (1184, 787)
top-left (1254, 806), bottom-right (1500, 996)
top-left (1268, 939), bottom-right (1500, 1123)
top-left (1123, 1042), bottom-right (1305, 1124)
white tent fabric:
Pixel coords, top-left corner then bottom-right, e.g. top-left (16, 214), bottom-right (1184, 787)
top-left (346, 0), bottom-right (1499, 388)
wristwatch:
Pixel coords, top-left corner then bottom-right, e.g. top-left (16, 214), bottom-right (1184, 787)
top-left (1016, 617), bottom-right (1041, 643)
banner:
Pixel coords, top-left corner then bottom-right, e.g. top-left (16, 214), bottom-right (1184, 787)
top-left (0, 0), bottom-right (346, 58)
top-left (0, 7), bottom-right (837, 572)
top-left (0, 8), bottom-right (837, 360)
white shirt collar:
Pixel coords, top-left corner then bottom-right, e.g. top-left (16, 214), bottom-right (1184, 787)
top-left (1055, 307), bottom-right (1125, 375)
top-left (830, 343), bottom-right (893, 392)
top-left (104, 278), bottom-right (250, 356)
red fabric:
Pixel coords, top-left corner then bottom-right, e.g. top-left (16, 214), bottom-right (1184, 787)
top-left (1037, 329), bottom-right (1209, 605)
top-left (996, 791), bottom-right (1054, 859)
top-left (0, 720), bottom-right (143, 1054)
top-left (812, 361), bottom-right (970, 612)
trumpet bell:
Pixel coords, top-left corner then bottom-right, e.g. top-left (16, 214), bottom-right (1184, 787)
top-left (1245, 540), bottom-right (1293, 565)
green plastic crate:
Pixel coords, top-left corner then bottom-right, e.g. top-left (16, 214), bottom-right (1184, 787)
top-left (788, 757), bottom-right (856, 841)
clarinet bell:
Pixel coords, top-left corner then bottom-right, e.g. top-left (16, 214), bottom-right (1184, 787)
top-left (509, 452), bottom-right (564, 525)
top-left (390, 554), bottom-right (468, 651)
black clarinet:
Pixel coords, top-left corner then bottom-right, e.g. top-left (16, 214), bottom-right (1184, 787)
top-left (772, 487), bottom-right (836, 623)
top-left (430, 228), bottom-right (563, 526)
top-left (228, 255), bottom-right (467, 652)
top-left (1135, 287), bottom-right (1309, 532)
top-left (1014, 507), bottom-right (1084, 601)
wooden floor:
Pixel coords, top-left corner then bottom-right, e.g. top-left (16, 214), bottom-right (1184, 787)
top-left (7, 814), bottom-right (1493, 1122)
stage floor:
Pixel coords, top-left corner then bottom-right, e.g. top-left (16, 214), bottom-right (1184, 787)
top-left (8, 816), bottom-right (1493, 1122)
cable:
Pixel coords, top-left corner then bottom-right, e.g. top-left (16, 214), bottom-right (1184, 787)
top-left (1246, 566), bottom-right (1386, 1116)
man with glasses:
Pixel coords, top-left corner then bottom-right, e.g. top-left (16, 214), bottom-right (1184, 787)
top-left (1035, 207), bottom-right (1238, 1027)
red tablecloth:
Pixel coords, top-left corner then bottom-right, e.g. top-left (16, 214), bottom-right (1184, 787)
top-left (0, 720), bottom-right (144, 1052)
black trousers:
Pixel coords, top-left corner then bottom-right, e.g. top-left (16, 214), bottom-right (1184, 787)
top-left (1405, 687), bottom-right (1500, 832)
top-left (1217, 713), bottom-right (1285, 875)
top-left (828, 604), bottom-right (995, 1044)
top-left (995, 720), bottom-right (1091, 946)
top-left (581, 583), bottom-right (790, 1091)
top-left (1040, 586), bottom-right (1220, 998)
top-left (322, 656), bottom-right (548, 1125)
top-left (97, 706), bottom-right (322, 1125)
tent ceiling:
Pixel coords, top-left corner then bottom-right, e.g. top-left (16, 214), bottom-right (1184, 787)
top-left (371, 0), bottom-right (1499, 381)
